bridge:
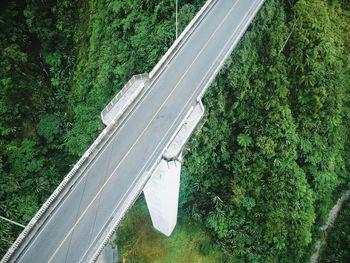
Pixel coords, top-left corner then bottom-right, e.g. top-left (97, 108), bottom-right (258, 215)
top-left (1, 0), bottom-right (265, 262)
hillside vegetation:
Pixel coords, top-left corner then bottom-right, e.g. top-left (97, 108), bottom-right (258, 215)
top-left (116, 199), bottom-right (234, 263)
top-left (0, 0), bottom-right (349, 262)
top-left (180, 0), bottom-right (350, 261)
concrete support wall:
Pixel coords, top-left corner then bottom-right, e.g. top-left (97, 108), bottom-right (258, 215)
top-left (143, 158), bottom-right (182, 236)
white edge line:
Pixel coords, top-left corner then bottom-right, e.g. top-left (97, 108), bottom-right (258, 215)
top-left (1, 2), bottom-right (218, 261)
top-left (1, 1), bottom-right (265, 262)
top-left (87, 2), bottom-right (265, 261)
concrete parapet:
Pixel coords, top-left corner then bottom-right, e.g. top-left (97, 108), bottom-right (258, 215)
top-left (95, 239), bottom-right (119, 263)
top-left (163, 101), bottom-right (204, 161)
top-left (101, 74), bottom-right (149, 126)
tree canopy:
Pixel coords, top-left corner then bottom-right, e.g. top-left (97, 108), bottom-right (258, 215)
top-left (0, 0), bottom-right (349, 261)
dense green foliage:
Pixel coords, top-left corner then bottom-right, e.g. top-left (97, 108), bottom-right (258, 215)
top-left (289, 0), bottom-right (350, 223)
top-left (0, 0), bottom-right (77, 253)
top-left (180, 0), bottom-right (350, 262)
top-left (0, 0), bottom-right (349, 261)
top-left (319, 198), bottom-right (350, 262)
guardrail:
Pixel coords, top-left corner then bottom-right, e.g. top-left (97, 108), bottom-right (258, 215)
top-left (1, 81), bottom-right (148, 262)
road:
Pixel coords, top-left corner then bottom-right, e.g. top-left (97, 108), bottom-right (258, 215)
top-left (12, 1), bottom-right (263, 262)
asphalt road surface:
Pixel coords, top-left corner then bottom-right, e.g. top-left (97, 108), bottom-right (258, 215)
top-left (14, 1), bottom-right (263, 262)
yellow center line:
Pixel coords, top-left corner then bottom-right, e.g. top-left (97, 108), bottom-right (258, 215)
top-left (48, 2), bottom-right (238, 262)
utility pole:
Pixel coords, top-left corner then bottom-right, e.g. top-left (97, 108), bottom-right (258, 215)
top-left (0, 215), bottom-right (25, 228)
top-left (176, 0), bottom-right (178, 38)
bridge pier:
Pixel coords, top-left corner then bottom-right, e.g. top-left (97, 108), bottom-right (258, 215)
top-left (144, 101), bottom-right (204, 236)
top-left (143, 157), bottom-right (182, 236)
top-left (2, 0), bottom-right (268, 261)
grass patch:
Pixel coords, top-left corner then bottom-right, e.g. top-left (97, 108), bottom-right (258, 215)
top-left (116, 197), bottom-right (236, 263)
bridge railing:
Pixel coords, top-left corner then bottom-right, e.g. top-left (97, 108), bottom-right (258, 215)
top-left (1, 91), bottom-right (140, 262)
top-left (1, 1), bottom-right (218, 262)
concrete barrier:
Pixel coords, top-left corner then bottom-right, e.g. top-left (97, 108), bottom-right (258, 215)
top-left (163, 101), bottom-right (204, 161)
top-left (101, 74), bottom-right (149, 126)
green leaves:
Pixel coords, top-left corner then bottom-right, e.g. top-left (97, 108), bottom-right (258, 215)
top-left (36, 114), bottom-right (61, 144)
top-left (182, 0), bottom-right (350, 261)
top-left (288, 0), bottom-right (349, 224)
top-left (237, 134), bottom-right (253, 148)
top-left (0, 0), bottom-right (349, 260)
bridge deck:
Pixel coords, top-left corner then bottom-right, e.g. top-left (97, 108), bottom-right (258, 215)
top-left (10, 1), bottom-right (264, 262)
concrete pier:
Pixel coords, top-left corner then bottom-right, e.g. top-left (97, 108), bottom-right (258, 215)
top-left (143, 158), bottom-right (182, 236)
top-left (144, 101), bottom-right (204, 236)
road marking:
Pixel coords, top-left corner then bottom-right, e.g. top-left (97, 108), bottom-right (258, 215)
top-left (48, 2), bottom-right (241, 261)
top-left (81, 2), bottom-right (258, 260)
top-left (17, 2), bottom-right (229, 260)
